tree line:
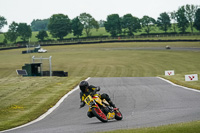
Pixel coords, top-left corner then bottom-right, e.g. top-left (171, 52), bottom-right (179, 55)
top-left (0, 4), bottom-right (200, 44)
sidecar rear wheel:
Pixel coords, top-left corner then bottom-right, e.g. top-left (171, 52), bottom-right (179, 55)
top-left (92, 108), bottom-right (108, 122)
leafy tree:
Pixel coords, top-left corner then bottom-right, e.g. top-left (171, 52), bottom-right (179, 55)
top-left (170, 11), bottom-right (177, 32)
top-left (36, 30), bottom-right (48, 41)
top-left (98, 20), bottom-right (105, 27)
top-left (3, 38), bottom-right (7, 44)
top-left (194, 8), bottom-right (200, 32)
top-left (71, 17), bottom-right (84, 38)
top-left (104, 14), bottom-right (122, 37)
top-left (0, 16), bottom-right (7, 31)
top-left (48, 14), bottom-right (71, 40)
top-left (4, 22), bottom-right (19, 43)
top-left (157, 12), bottom-right (171, 33)
top-left (176, 6), bottom-right (189, 33)
top-left (184, 4), bottom-right (199, 33)
top-left (91, 18), bottom-right (99, 31)
top-left (79, 13), bottom-right (99, 37)
top-left (121, 14), bottom-right (141, 36)
top-left (17, 23), bottom-right (32, 42)
top-left (140, 15), bottom-right (156, 34)
top-left (31, 19), bottom-right (49, 31)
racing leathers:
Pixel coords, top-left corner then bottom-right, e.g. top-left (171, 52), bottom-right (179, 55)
top-left (79, 85), bottom-right (116, 118)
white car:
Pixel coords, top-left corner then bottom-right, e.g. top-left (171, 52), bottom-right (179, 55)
top-left (38, 48), bottom-right (47, 53)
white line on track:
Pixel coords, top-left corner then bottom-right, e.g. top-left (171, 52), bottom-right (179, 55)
top-left (157, 77), bottom-right (200, 93)
top-left (0, 77), bottom-right (91, 133)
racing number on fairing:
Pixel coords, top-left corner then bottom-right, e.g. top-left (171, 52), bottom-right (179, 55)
top-left (85, 97), bottom-right (90, 103)
top-left (85, 95), bottom-right (93, 105)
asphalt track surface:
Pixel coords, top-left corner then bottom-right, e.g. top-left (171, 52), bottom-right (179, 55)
top-left (2, 77), bottom-right (200, 133)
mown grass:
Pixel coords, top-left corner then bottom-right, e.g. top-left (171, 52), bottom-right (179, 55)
top-left (0, 76), bottom-right (84, 130)
top-left (161, 72), bottom-right (200, 90)
top-left (98, 121), bottom-right (200, 133)
top-left (0, 42), bottom-right (200, 131)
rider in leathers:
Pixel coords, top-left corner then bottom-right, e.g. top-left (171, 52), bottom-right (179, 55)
top-left (79, 80), bottom-right (116, 118)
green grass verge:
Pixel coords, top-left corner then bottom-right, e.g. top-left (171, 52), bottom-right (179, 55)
top-left (0, 76), bottom-right (84, 130)
top-left (161, 72), bottom-right (200, 90)
top-left (0, 42), bottom-right (200, 131)
top-left (98, 121), bottom-right (200, 133)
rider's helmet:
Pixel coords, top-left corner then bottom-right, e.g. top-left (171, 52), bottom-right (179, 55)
top-left (79, 81), bottom-right (89, 92)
